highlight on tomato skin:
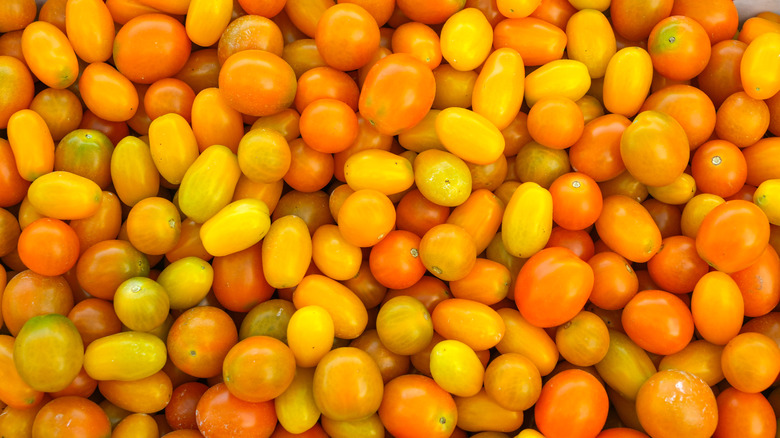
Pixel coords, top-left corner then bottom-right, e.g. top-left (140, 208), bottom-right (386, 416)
top-left (4, 1), bottom-right (780, 436)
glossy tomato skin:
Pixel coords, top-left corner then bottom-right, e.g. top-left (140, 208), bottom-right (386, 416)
top-left (378, 374), bottom-right (457, 438)
top-left (219, 50), bottom-right (297, 117)
top-left (515, 247), bottom-right (594, 328)
top-left (535, 369), bottom-right (609, 438)
top-left (696, 200), bottom-right (771, 273)
top-left (312, 347), bottom-right (384, 422)
top-left (196, 383), bottom-right (277, 438)
top-left (359, 53), bottom-right (435, 136)
top-left (113, 13), bottom-right (191, 84)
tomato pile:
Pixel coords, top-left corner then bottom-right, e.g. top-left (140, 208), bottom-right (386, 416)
top-left (1, 0), bottom-right (780, 437)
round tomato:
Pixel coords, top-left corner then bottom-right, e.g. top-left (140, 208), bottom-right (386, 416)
top-left (378, 374), bottom-right (457, 438)
top-left (535, 369), bottom-right (609, 438)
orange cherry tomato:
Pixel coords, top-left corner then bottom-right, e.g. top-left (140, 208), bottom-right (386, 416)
top-left (218, 15), bottom-right (283, 65)
top-left (0, 55), bottom-right (34, 129)
top-left (696, 200), bottom-right (771, 273)
top-left (299, 98), bottom-right (359, 154)
top-left (79, 62), bottom-right (139, 123)
top-left (219, 50), bottom-right (297, 117)
top-left (391, 22), bottom-right (442, 70)
top-left (144, 78), bottom-right (196, 123)
top-left (549, 172), bottom-right (602, 231)
top-left (312, 347), bottom-right (384, 421)
top-left (432, 298), bottom-right (505, 351)
top-left (316, 3), bottom-right (380, 72)
top-left (535, 369), bottom-right (609, 438)
top-left (65, 0), bottom-right (114, 63)
top-left (113, 13), bottom-right (191, 85)
top-left (337, 189), bottom-right (396, 248)
top-left (595, 195), bottom-right (662, 263)
top-left (6, 109), bottom-right (55, 181)
top-left (647, 15), bottom-right (712, 81)
top-left (698, 39), bottom-right (747, 108)
top-left (690, 139), bottom-right (747, 198)
top-left (21, 21), bottom-right (78, 89)
top-left (378, 374), bottom-right (457, 438)
top-left (569, 113), bottom-right (631, 182)
top-left (185, 0), bottom-right (232, 47)
top-left (714, 387), bottom-right (777, 438)
top-left (494, 17), bottom-right (566, 67)
top-left (30, 88), bottom-right (83, 142)
top-left (721, 332), bottom-right (780, 393)
top-left (359, 53), bottom-right (436, 136)
top-left (17, 218), bottom-right (79, 277)
top-left (622, 289), bottom-right (694, 355)
top-left (603, 47), bottom-right (654, 118)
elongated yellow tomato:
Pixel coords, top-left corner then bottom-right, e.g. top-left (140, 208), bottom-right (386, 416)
top-left (65, 0), bottom-right (114, 63)
top-left (525, 59), bottom-right (591, 107)
top-left (148, 113), bottom-right (200, 185)
top-left (741, 32), bottom-right (780, 100)
top-left (200, 199), bottom-right (271, 257)
top-left (565, 9), bottom-right (615, 79)
top-left (495, 308), bottom-right (558, 376)
top-left (658, 340), bottom-right (725, 386)
top-left (27, 171), bottom-right (102, 220)
top-left (21, 21), bottom-right (79, 89)
top-left (185, 0), bottom-right (232, 47)
top-left (646, 173), bottom-right (697, 205)
top-left (111, 136), bottom-right (160, 207)
top-left (603, 47), bottom-right (653, 117)
top-left (79, 62), bottom-right (139, 122)
top-left (472, 48), bottom-right (524, 131)
top-left (440, 8), bottom-right (493, 71)
top-left (455, 389), bottom-right (524, 433)
top-left (691, 271), bottom-right (744, 346)
top-left (275, 367), bottom-right (321, 434)
top-left (156, 256), bottom-right (213, 309)
top-left (502, 181), bottom-right (552, 258)
top-left (7, 109), bottom-right (54, 181)
top-left (430, 339), bottom-right (485, 398)
top-left (287, 305), bottom-right (335, 368)
top-left (99, 371), bottom-right (172, 414)
top-left (179, 144), bottom-right (241, 223)
top-left (754, 179), bottom-right (780, 225)
top-left (397, 109), bottom-right (446, 153)
top-left (192, 88), bottom-right (244, 154)
top-left (292, 274), bottom-right (368, 339)
top-left (414, 149), bottom-right (472, 207)
top-left (262, 215), bottom-right (312, 288)
top-left (344, 149), bottom-right (414, 195)
top-left (311, 224), bottom-right (361, 281)
top-left (13, 314), bottom-right (83, 393)
top-left (84, 331), bottom-right (166, 381)
top-left (594, 329), bottom-right (656, 401)
top-left (436, 108), bottom-right (505, 165)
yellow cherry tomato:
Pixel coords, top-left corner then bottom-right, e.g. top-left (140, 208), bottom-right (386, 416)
top-left (178, 144), bottom-right (242, 224)
top-left (754, 179), bottom-right (780, 225)
top-left (603, 47), bottom-right (654, 117)
top-left (200, 199), bottom-right (271, 257)
top-left (502, 182), bottom-right (553, 258)
top-left (292, 274), bottom-right (368, 340)
top-left (275, 367), bottom-right (321, 434)
top-left (148, 113), bottom-right (200, 185)
top-left (27, 171), bottom-right (102, 220)
top-left (741, 32), bottom-right (780, 100)
top-left (472, 48), bottom-right (525, 131)
top-left (262, 214), bottom-right (312, 288)
top-left (414, 149), bottom-right (472, 207)
top-left (440, 8), bottom-right (493, 71)
top-left (646, 173), bottom-right (697, 205)
top-left (185, 0), bottom-right (232, 47)
top-left (156, 256), bottom-right (214, 310)
top-left (525, 59), bottom-right (591, 107)
top-left (565, 9), bottom-right (616, 79)
top-left (435, 107), bottom-right (506, 165)
top-left (430, 339), bottom-right (485, 397)
top-left (7, 109), bottom-right (54, 181)
top-left (110, 136), bottom-right (160, 207)
top-left (287, 305), bottom-right (335, 368)
top-left (344, 149), bottom-right (414, 195)
top-left (84, 331), bottom-right (167, 381)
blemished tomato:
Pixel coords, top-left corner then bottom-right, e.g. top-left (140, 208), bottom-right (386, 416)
top-left (535, 369), bottom-right (609, 438)
top-left (635, 370), bottom-right (717, 438)
top-left (515, 247), bottom-right (594, 328)
top-left (378, 374), bottom-right (457, 438)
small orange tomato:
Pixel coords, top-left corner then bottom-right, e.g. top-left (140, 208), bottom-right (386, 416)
top-left (293, 275), bottom-right (368, 340)
top-left (126, 197), bottom-right (181, 256)
top-left (222, 336), bottom-right (296, 402)
top-left (696, 200), bottom-right (770, 273)
top-left (515, 247), bottom-right (594, 328)
top-left (420, 223), bottom-right (477, 282)
top-left (261, 215), bottom-right (312, 288)
top-left (17, 218), bottom-right (80, 277)
top-left (31, 88), bottom-right (84, 142)
top-left (446, 189), bottom-right (504, 254)
top-left (691, 271), bottom-right (744, 346)
top-left (449, 258), bottom-right (511, 306)
top-left (368, 229), bottom-right (425, 290)
top-left (493, 17), bottom-right (567, 67)
top-left (620, 110), bottom-right (689, 187)
top-left (359, 53), bottom-right (436, 136)
top-left (299, 98), bottom-right (358, 154)
top-left (21, 21), bottom-right (78, 89)
top-left (79, 62), bottom-right (139, 123)
top-left (148, 113), bottom-right (200, 185)
top-left (65, 0), bottom-right (114, 63)
top-left (595, 195), bottom-right (662, 263)
top-left (431, 298), bottom-right (506, 351)
top-left (337, 189), bottom-right (396, 248)
top-left (527, 96), bottom-right (584, 149)
top-left (0, 54), bottom-right (34, 129)
top-left (219, 15), bottom-right (284, 64)
top-left (550, 172), bottom-right (603, 231)
top-left (191, 88), bottom-right (244, 154)
top-left (648, 15), bottom-right (712, 81)
top-left (484, 352), bottom-right (542, 412)
top-left (565, 9), bottom-right (616, 79)
top-left (471, 48), bottom-right (525, 131)
top-left (435, 107), bottom-right (505, 165)
top-left (219, 50), bottom-right (297, 117)
top-left (7, 109), bottom-right (55, 181)
top-left (622, 289), bottom-right (694, 355)
top-left (721, 332), bottom-right (780, 393)
top-left (440, 8), bottom-right (493, 72)
top-left (391, 22), bottom-right (441, 70)
top-left (315, 3), bottom-right (380, 72)
top-left (555, 310), bottom-right (610, 367)
top-left (27, 171), bottom-right (102, 220)
top-left (313, 347), bottom-right (383, 422)
top-left (535, 369), bottom-right (609, 438)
